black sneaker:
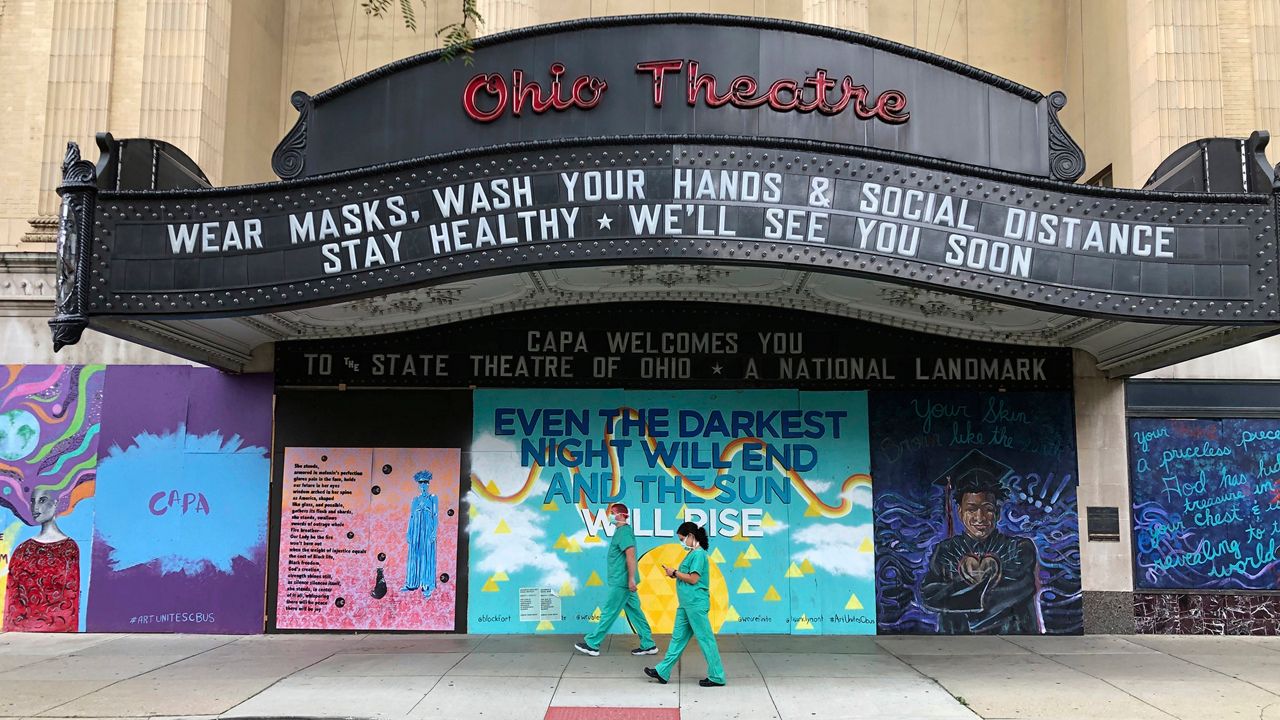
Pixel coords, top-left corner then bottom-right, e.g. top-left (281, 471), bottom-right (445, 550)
top-left (699, 678), bottom-right (725, 687)
top-left (573, 642), bottom-right (600, 656)
top-left (631, 646), bottom-right (658, 656)
top-left (644, 667), bottom-right (668, 684)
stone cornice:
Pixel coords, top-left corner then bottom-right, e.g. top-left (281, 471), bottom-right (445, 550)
top-left (0, 251), bottom-right (56, 304)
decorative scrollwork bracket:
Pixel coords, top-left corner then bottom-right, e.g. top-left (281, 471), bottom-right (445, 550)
top-left (48, 141), bottom-right (98, 351)
top-left (271, 91), bottom-right (312, 180)
top-left (1046, 91), bottom-right (1086, 183)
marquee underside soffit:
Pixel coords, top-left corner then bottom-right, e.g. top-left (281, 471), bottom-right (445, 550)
top-left (87, 265), bottom-right (1277, 378)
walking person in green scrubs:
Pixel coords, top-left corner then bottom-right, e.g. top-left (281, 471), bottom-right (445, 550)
top-left (574, 503), bottom-right (658, 657)
top-left (644, 521), bottom-right (725, 687)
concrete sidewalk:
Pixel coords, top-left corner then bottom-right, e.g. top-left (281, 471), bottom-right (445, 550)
top-left (2, 632), bottom-right (1280, 720)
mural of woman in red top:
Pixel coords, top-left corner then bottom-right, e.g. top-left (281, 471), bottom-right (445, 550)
top-left (3, 488), bottom-right (81, 631)
top-left (0, 364), bottom-right (104, 633)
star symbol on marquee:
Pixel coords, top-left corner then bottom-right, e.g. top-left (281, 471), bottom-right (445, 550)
top-left (597, 213), bottom-right (613, 230)
top-left (711, 363), bottom-right (723, 375)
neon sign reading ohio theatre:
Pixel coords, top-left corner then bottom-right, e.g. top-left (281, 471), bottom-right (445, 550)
top-left (463, 59), bottom-right (910, 124)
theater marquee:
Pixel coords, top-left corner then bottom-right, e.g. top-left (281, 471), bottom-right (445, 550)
top-left (49, 15), bottom-right (1280, 352)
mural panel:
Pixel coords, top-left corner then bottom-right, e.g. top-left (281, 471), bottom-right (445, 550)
top-left (1129, 418), bottom-right (1280, 591)
top-left (466, 389), bottom-right (876, 635)
top-left (0, 365), bottom-right (104, 632)
top-left (275, 447), bottom-right (460, 631)
top-left (87, 367), bottom-right (273, 633)
top-left (871, 391), bottom-right (1082, 634)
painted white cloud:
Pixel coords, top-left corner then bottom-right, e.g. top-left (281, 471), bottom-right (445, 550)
top-left (471, 432), bottom-right (551, 496)
top-left (468, 433), bottom-right (573, 587)
top-left (805, 480), bottom-right (833, 493)
top-left (790, 522), bottom-right (875, 578)
top-left (572, 527), bottom-right (608, 551)
top-left (843, 483), bottom-right (873, 508)
top-left (468, 493), bottom-right (573, 588)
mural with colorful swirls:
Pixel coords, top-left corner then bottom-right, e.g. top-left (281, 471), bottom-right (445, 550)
top-left (0, 365), bottom-right (104, 632)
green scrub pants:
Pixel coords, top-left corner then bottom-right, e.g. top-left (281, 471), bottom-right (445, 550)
top-left (584, 585), bottom-right (655, 650)
top-left (654, 606), bottom-right (725, 684)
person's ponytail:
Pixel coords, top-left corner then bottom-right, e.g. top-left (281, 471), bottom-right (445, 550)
top-left (693, 525), bottom-right (709, 550)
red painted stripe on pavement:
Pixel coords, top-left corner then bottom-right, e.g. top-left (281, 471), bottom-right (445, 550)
top-left (544, 707), bottom-right (680, 720)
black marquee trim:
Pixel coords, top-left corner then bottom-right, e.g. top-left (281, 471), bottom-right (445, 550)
top-left (304, 14), bottom-right (1047, 108)
top-left (49, 141), bottom-right (98, 351)
top-left (113, 133), bottom-right (1269, 206)
top-left (1047, 91), bottom-right (1086, 183)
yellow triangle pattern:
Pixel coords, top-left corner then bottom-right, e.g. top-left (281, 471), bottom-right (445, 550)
top-left (724, 605), bottom-right (740, 622)
top-left (636, 543), bottom-right (731, 634)
top-left (559, 581), bottom-right (575, 597)
top-left (677, 504), bottom-right (687, 520)
top-left (583, 533), bottom-right (602, 544)
top-left (487, 480), bottom-right (502, 495)
top-left (795, 614), bottom-right (815, 631)
top-left (553, 533), bottom-right (571, 550)
top-left (845, 592), bottom-right (864, 610)
top-left (493, 571), bottom-right (509, 581)
top-left (763, 585), bottom-right (781, 602)
top-left (799, 559), bottom-right (815, 575)
top-left (804, 503), bottom-right (821, 517)
top-left (784, 562), bottom-right (804, 578)
top-left (731, 531), bottom-right (749, 542)
top-left (535, 620), bottom-right (555, 632)
top-left (710, 547), bottom-right (726, 564)
top-left (565, 538), bottom-right (583, 554)
top-left (481, 577), bottom-right (500, 592)
top-left (762, 512), bottom-right (779, 528)
top-left (744, 544), bottom-right (761, 560)
top-left (541, 500), bottom-right (560, 512)
top-left (858, 537), bottom-right (874, 553)
top-left (494, 519), bottom-right (512, 535)
top-left (737, 578), bottom-right (755, 594)
top-left (586, 570), bottom-right (604, 587)
top-left (468, 504), bottom-right (479, 519)
top-left (733, 552), bottom-right (752, 569)
top-left (589, 606), bottom-right (602, 623)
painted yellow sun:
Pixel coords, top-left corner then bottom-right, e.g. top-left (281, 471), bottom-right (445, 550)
top-left (635, 544), bottom-right (730, 633)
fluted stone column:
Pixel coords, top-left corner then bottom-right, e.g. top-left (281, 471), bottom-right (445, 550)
top-left (137, 0), bottom-right (232, 184)
top-left (803, 0), bottom-right (869, 32)
top-left (35, 0), bottom-right (116, 221)
top-left (476, 0), bottom-right (539, 36)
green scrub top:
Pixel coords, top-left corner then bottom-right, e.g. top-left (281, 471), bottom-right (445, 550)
top-left (607, 523), bottom-right (637, 587)
top-left (676, 546), bottom-right (710, 611)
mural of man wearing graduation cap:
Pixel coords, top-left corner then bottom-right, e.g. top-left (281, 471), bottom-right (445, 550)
top-left (920, 449), bottom-right (1042, 634)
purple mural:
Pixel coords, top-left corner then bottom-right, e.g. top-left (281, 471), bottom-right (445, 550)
top-left (86, 367), bottom-right (272, 634)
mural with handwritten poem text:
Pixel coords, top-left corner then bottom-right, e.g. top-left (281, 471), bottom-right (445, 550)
top-left (1130, 418), bottom-right (1280, 591)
